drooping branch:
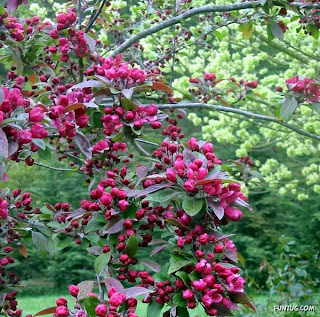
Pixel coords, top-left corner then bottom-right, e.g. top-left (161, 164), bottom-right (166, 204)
top-left (157, 103), bottom-right (320, 142)
top-left (110, 1), bottom-right (320, 57)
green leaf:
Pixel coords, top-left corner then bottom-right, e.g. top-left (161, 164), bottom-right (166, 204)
top-left (173, 293), bottom-right (187, 307)
top-left (147, 300), bottom-right (163, 317)
top-left (120, 97), bottom-right (136, 110)
top-left (182, 197), bottom-right (204, 216)
top-left (168, 255), bottom-right (193, 275)
top-left (241, 21), bottom-right (254, 40)
top-left (37, 146), bottom-right (51, 160)
top-left (124, 234), bottom-right (138, 258)
top-left (32, 231), bottom-right (48, 252)
top-left (32, 138), bottom-right (46, 150)
top-left (270, 22), bottom-right (284, 40)
top-left (94, 252), bottom-right (110, 274)
top-left (0, 5), bottom-right (5, 15)
top-left (280, 97), bottom-right (298, 121)
top-left (189, 270), bottom-right (201, 281)
top-left (83, 296), bottom-right (100, 317)
top-left (178, 307), bottom-right (190, 317)
top-left (147, 189), bottom-right (179, 202)
top-left (307, 24), bottom-right (319, 39)
top-left (85, 215), bottom-right (105, 234)
top-left (312, 102), bottom-right (320, 115)
top-left (123, 203), bottom-right (137, 219)
top-left (267, 23), bottom-right (275, 41)
top-left (175, 271), bottom-right (190, 286)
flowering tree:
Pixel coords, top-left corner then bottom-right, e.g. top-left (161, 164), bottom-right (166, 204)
top-left (0, 0), bottom-right (319, 317)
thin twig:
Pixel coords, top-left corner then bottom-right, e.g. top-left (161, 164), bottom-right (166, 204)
top-left (97, 274), bottom-right (104, 302)
top-left (157, 103), bottom-right (320, 142)
top-left (133, 140), bottom-right (150, 156)
top-left (33, 162), bottom-right (84, 174)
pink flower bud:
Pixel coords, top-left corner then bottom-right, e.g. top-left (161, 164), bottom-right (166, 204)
top-left (68, 285), bottom-right (79, 297)
top-left (55, 306), bottom-right (69, 317)
top-left (166, 168), bottom-right (177, 182)
top-left (214, 244), bottom-right (224, 253)
top-left (95, 304), bottom-right (107, 317)
top-left (182, 289), bottom-right (194, 300)
top-left (224, 206), bottom-right (243, 221)
top-left (109, 292), bottom-right (126, 307)
top-left (100, 193), bottom-right (112, 206)
top-left (192, 279), bottom-right (207, 291)
top-left (118, 200), bottom-right (129, 211)
top-left (56, 297), bottom-right (67, 306)
top-left (184, 180), bottom-right (195, 192)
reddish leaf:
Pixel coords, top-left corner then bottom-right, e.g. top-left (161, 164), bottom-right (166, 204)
top-left (165, 218), bottom-right (188, 230)
top-left (246, 301), bottom-right (257, 313)
top-left (150, 82), bottom-right (173, 93)
top-left (27, 73), bottom-right (37, 85)
top-left (65, 103), bottom-right (84, 112)
top-left (19, 245), bottom-right (27, 258)
top-left (34, 307), bottom-right (56, 316)
top-left (136, 166), bottom-right (150, 179)
top-left (151, 244), bottom-right (168, 256)
top-left (0, 129), bottom-right (9, 158)
top-left (77, 280), bottom-right (95, 301)
top-left (141, 260), bottom-right (161, 272)
top-left (0, 88), bottom-right (4, 104)
top-left (8, 140), bottom-right (18, 157)
top-left (45, 203), bottom-right (56, 212)
top-left (123, 286), bottom-right (152, 298)
top-left (225, 249), bottom-right (238, 263)
top-left (234, 198), bottom-right (253, 211)
top-left (126, 184), bottom-right (169, 198)
top-left (74, 133), bottom-right (92, 159)
top-left (195, 171), bottom-right (229, 186)
top-left (105, 277), bottom-right (125, 292)
top-left (103, 217), bottom-right (124, 234)
top-left (208, 201), bottom-right (224, 220)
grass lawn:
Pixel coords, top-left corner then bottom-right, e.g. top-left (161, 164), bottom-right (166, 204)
top-left (18, 293), bottom-right (262, 316)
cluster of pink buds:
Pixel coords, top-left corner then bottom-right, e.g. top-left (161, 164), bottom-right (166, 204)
top-left (56, 9), bottom-right (77, 31)
top-left (286, 75), bottom-right (320, 103)
top-left (101, 103), bottom-right (163, 136)
top-left (0, 189), bottom-right (36, 316)
top-left (189, 73), bottom-right (258, 104)
top-left (85, 55), bottom-right (147, 90)
top-left (49, 89), bottom-right (92, 140)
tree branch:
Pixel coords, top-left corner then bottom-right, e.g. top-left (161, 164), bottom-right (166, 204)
top-left (110, 1), bottom-right (320, 57)
top-left (85, 0), bottom-right (107, 33)
top-left (157, 103), bottom-right (320, 142)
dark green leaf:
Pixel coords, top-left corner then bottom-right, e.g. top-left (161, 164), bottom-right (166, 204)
top-left (123, 203), bottom-right (137, 219)
top-left (94, 252), bottom-right (110, 274)
top-left (173, 293), bottom-right (187, 307)
top-left (124, 234), bottom-right (138, 258)
top-left (177, 307), bottom-right (190, 317)
top-left (175, 271), bottom-right (190, 286)
top-left (147, 300), bottom-right (163, 317)
top-left (83, 296), bottom-right (100, 317)
top-left (168, 255), bottom-right (193, 275)
top-left (147, 188), bottom-right (178, 202)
